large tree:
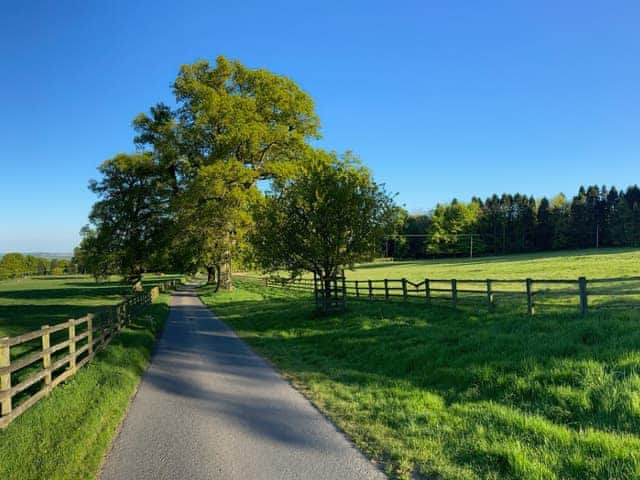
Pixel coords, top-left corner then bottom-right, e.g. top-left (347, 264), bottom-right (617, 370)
top-left (84, 152), bottom-right (172, 284)
top-left (133, 56), bottom-right (320, 287)
top-left (251, 150), bottom-right (401, 295)
top-left (172, 161), bottom-right (257, 289)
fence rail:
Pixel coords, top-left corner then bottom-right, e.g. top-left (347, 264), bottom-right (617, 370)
top-left (263, 276), bottom-right (640, 316)
top-left (0, 279), bottom-right (178, 429)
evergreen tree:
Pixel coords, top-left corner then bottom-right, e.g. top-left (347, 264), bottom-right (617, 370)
top-left (535, 197), bottom-right (553, 250)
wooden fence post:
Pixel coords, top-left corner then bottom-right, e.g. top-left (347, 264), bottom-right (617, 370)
top-left (341, 274), bottom-right (347, 308)
top-left (368, 280), bottom-right (373, 301)
top-left (355, 280), bottom-right (359, 298)
top-left (68, 319), bottom-right (76, 373)
top-left (526, 279), bottom-right (534, 316)
top-left (107, 308), bottom-right (113, 339)
top-left (101, 324), bottom-right (108, 350)
top-left (384, 279), bottom-right (389, 302)
top-left (579, 276), bottom-right (588, 316)
top-left (87, 314), bottom-right (94, 357)
top-left (0, 337), bottom-right (11, 417)
top-left (486, 279), bottom-right (494, 312)
top-left (42, 325), bottom-right (52, 388)
top-left (402, 278), bottom-right (408, 301)
top-left (451, 279), bottom-right (458, 309)
top-left (424, 278), bottom-right (430, 303)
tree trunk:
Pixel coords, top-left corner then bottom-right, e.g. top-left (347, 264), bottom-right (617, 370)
top-left (219, 259), bottom-right (233, 291)
top-left (207, 265), bottom-right (216, 285)
top-left (214, 264), bottom-right (221, 292)
top-left (324, 277), bottom-right (332, 310)
top-left (130, 272), bottom-right (143, 292)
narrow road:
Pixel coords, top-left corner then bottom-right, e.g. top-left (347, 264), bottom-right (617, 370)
top-left (100, 285), bottom-right (385, 480)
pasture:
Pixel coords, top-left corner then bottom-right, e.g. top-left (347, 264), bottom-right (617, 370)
top-left (205, 249), bottom-right (640, 479)
top-left (0, 274), bottom-right (180, 338)
top-left (347, 248), bottom-right (640, 282)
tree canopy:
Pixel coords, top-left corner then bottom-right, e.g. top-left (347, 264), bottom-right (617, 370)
top-left (80, 56), bottom-right (395, 287)
top-left (0, 253), bottom-right (70, 279)
top-left (250, 150), bottom-right (401, 282)
top-left (394, 184), bottom-right (640, 258)
top-left (85, 152), bottom-right (172, 283)
top-left (120, 56), bottom-right (323, 287)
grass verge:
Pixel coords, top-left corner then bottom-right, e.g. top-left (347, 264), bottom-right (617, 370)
top-left (200, 279), bottom-right (640, 480)
top-left (0, 293), bottom-right (171, 480)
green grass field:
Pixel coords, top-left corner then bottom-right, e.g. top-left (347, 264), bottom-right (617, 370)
top-left (0, 274), bottom-right (179, 338)
top-left (347, 248), bottom-right (640, 281)
top-left (204, 248), bottom-right (640, 479)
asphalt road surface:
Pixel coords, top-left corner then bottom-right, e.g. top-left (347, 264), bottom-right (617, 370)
top-left (100, 285), bottom-right (386, 480)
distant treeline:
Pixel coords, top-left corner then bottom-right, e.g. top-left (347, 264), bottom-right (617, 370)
top-left (395, 184), bottom-right (640, 257)
top-left (0, 253), bottom-right (79, 278)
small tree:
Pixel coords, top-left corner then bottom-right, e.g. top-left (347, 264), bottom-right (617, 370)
top-left (251, 150), bottom-right (401, 304)
top-left (425, 200), bottom-right (481, 256)
top-left (75, 227), bottom-right (116, 281)
top-left (0, 253), bottom-right (27, 278)
top-left (36, 257), bottom-right (50, 275)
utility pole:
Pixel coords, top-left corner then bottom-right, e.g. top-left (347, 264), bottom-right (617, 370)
top-left (470, 234), bottom-right (474, 259)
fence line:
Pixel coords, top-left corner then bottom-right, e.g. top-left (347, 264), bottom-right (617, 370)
top-left (0, 279), bottom-right (178, 429)
top-left (262, 276), bottom-right (640, 316)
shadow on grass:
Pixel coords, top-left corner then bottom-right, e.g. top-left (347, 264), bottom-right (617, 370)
top-left (0, 286), bottom-right (128, 301)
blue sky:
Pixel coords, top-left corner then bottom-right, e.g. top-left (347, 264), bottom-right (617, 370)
top-left (1, 1), bottom-right (639, 252)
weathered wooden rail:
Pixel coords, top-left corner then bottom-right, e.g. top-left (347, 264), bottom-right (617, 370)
top-left (0, 279), bottom-right (178, 429)
top-left (264, 276), bottom-right (640, 316)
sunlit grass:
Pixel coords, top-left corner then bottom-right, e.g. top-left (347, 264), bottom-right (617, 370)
top-left (346, 248), bottom-right (640, 282)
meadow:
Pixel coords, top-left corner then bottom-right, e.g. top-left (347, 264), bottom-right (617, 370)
top-left (0, 274), bottom-right (179, 338)
top-left (345, 248), bottom-right (640, 282)
top-left (204, 248), bottom-right (640, 479)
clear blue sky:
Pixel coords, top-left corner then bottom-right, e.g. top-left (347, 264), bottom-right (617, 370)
top-left (1, 1), bottom-right (639, 252)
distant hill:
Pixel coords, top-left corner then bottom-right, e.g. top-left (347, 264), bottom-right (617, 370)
top-left (0, 252), bottom-right (73, 260)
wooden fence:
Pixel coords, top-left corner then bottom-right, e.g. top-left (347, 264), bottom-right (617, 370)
top-left (264, 276), bottom-right (640, 316)
top-left (0, 279), bottom-right (178, 429)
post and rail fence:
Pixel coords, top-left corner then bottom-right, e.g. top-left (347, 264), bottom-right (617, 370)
top-left (0, 279), bottom-right (179, 429)
top-left (263, 275), bottom-right (640, 316)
